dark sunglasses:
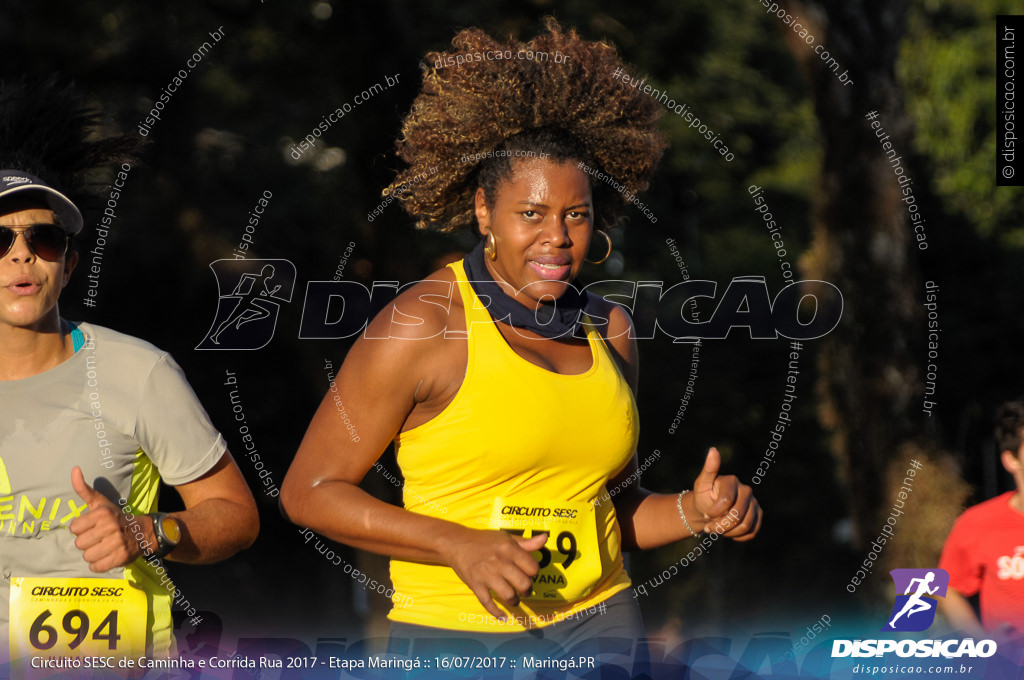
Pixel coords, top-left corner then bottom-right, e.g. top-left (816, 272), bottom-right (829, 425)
top-left (0, 223), bottom-right (70, 262)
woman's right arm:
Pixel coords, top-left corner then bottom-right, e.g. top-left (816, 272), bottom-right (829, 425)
top-left (280, 277), bottom-right (545, 619)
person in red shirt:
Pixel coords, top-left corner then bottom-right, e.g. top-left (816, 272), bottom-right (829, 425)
top-left (938, 400), bottom-right (1024, 639)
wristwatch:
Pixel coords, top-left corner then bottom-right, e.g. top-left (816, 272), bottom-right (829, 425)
top-left (149, 512), bottom-right (182, 559)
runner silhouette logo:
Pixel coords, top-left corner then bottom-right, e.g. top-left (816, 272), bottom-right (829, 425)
top-left (197, 259), bottom-right (296, 350)
top-left (882, 568), bottom-right (949, 632)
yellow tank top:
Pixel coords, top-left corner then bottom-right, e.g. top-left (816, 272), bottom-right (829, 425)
top-left (388, 259), bottom-right (639, 632)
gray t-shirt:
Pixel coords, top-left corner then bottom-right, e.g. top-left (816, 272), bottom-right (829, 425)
top-left (0, 322), bottom-right (224, 656)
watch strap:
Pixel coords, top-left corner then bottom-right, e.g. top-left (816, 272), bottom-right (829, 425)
top-left (149, 512), bottom-right (180, 560)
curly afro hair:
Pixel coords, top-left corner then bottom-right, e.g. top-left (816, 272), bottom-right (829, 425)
top-left (386, 17), bottom-right (667, 232)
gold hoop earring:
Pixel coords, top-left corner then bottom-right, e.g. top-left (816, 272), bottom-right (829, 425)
top-left (484, 232), bottom-right (497, 260)
top-left (586, 230), bottom-right (612, 265)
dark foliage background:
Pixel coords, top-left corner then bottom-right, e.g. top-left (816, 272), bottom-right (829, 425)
top-left (2, 0), bottom-right (1020, 656)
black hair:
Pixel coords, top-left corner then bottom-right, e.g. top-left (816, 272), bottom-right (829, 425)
top-left (0, 76), bottom-right (144, 221)
top-left (995, 400), bottom-right (1024, 454)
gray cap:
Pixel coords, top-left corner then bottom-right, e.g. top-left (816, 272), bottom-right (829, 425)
top-left (0, 170), bottom-right (84, 234)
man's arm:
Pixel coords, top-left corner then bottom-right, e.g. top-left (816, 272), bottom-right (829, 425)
top-left (938, 588), bottom-right (985, 638)
top-left (70, 451), bottom-right (259, 571)
top-left (156, 451), bottom-right (258, 563)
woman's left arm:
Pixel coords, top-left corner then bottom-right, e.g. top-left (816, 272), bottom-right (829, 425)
top-left (599, 302), bottom-right (762, 551)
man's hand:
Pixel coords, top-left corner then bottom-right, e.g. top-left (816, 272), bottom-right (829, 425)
top-left (691, 447), bottom-right (762, 541)
top-left (68, 466), bottom-right (143, 572)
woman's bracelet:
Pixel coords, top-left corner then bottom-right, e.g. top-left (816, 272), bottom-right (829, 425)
top-left (676, 489), bottom-right (699, 538)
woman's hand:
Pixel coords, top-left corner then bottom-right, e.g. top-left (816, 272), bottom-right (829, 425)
top-left (443, 527), bottom-right (548, 620)
top-left (691, 447), bottom-right (762, 541)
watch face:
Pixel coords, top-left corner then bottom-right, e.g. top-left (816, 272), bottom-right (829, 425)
top-left (161, 516), bottom-right (181, 544)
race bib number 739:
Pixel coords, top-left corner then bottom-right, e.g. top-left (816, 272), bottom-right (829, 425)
top-left (488, 498), bottom-right (601, 603)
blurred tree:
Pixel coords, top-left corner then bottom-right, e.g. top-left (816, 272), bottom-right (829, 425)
top-left (5, 0), bottom-right (1009, 644)
top-left (899, 0), bottom-right (1024, 509)
top-left (785, 0), bottom-right (969, 588)
top-left (901, 0), bottom-right (1024, 246)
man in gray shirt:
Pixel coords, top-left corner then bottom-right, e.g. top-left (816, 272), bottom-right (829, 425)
top-left (0, 166), bottom-right (259, 664)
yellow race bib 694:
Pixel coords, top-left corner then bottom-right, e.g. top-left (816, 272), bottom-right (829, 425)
top-left (489, 498), bottom-right (601, 603)
top-left (9, 577), bottom-right (148, 662)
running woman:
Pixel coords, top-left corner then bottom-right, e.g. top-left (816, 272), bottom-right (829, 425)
top-left (282, 18), bottom-right (761, 670)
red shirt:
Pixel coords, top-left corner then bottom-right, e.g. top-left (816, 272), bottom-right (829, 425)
top-left (939, 492), bottom-right (1024, 633)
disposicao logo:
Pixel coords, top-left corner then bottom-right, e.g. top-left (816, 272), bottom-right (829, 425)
top-left (882, 568), bottom-right (948, 632)
top-left (196, 259), bottom-right (296, 350)
top-left (831, 568), bottom-right (997, 660)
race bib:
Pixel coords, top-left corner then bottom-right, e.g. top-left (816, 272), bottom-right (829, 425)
top-left (9, 577), bottom-right (148, 662)
top-left (488, 498), bottom-right (601, 603)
